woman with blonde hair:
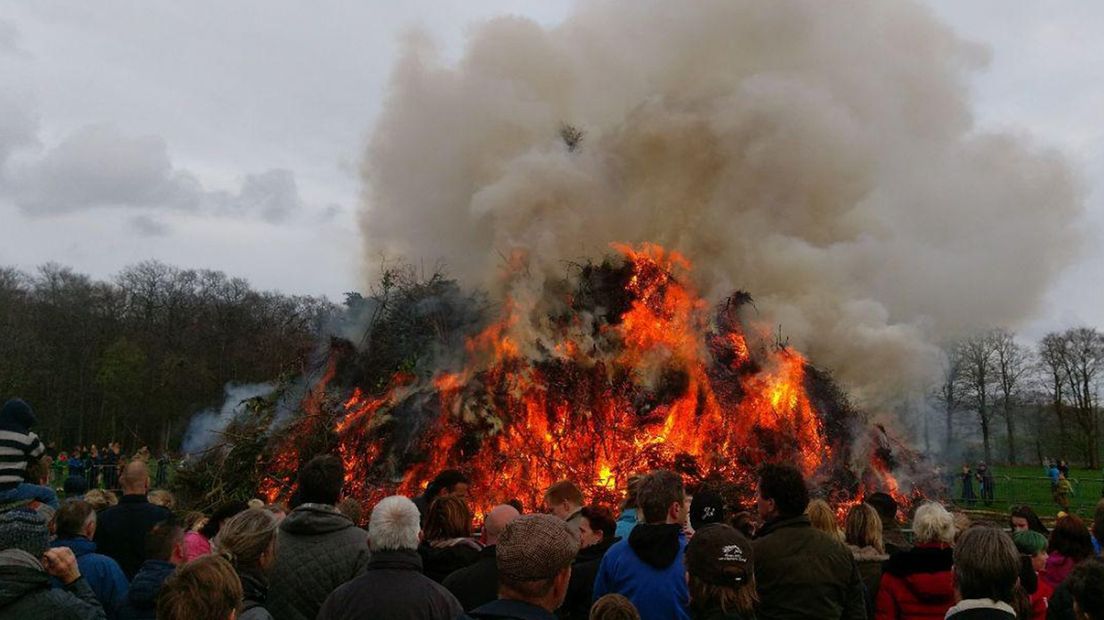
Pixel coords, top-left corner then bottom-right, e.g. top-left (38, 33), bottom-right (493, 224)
top-left (213, 507), bottom-right (279, 620)
top-left (875, 502), bottom-right (956, 619)
top-left (844, 503), bottom-right (888, 616)
top-left (418, 494), bottom-right (482, 582)
top-left (806, 499), bottom-right (842, 541)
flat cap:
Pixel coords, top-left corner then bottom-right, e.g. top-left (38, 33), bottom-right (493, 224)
top-left (496, 514), bottom-right (579, 582)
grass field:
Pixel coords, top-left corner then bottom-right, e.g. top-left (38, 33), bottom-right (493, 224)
top-left (946, 465), bottom-right (1103, 520)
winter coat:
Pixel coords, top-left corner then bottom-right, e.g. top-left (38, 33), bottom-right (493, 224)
top-left (93, 495), bottom-right (173, 579)
top-left (944, 599), bottom-right (1016, 620)
top-left (181, 530), bottom-right (211, 562)
top-left (593, 523), bottom-right (690, 620)
top-left (467, 599), bottom-right (559, 620)
top-left (317, 548), bottom-right (464, 620)
top-left (239, 569), bottom-right (274, 620)
top-left (442, 544), bottom-right (498, 611)
top-left (1025, 574), bottom-right (1052, 620)
top-left (419, 537), bottom-right (483, 583)
top-left (691, 606), bottom-right (756, 620)
top-left (848, 544), bottom-right (888, 619)
top-left (615, 508), bottom-right (638, 540)
top-left (560, 536), bottom-right (619, 620)
top-left (0, 548), bottom-right (106, 619)
top-left (50, 536), bottom-right (129, 618)
top-left (116, 559), bottom-right (174, 620)
top-left (874, 542), bottom-right (955, 620)
top-left (1043, 552), bottom-right (1076, 588)
top-left (752, 515), bottom-right (865, 620)
top-left (881, 527), bottom-right (911, 557)
top-left (266, 502), bottom-right (371, 620)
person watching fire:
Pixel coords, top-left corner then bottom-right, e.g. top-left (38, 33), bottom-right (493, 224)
top-left (544, 479), bottom-right (585, 535)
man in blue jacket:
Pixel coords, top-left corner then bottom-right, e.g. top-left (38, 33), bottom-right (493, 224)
top-left (593, 469), bottom-right (690, 620)
top-left (51, 499), bottom-right (129, 618)
top-left (118, 520), bottom-right (186, 620)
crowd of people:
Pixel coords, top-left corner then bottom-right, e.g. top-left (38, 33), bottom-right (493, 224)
top-left (3, 397), bottom-right (1104, 620)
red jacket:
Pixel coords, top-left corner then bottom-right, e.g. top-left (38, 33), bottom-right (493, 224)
top-left (1026, 572), bottom-right (1053, 620)
top-left (874, 543), bottom-right (955, 620)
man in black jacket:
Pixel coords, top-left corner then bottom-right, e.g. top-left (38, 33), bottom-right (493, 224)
top-left (93, 461), bottom-right (171, 579)
top-left (317, 495), bottom-right (463, 620)
top-left (444, 503), bottom-right (520, 611)
top-left (560, 505), bottom-right (619, 619)
top-left (752, 464), bottom-right (865, 620)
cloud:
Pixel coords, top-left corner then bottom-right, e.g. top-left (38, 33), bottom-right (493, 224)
top-left (214, 168), bottom-right (302, 223)
top-left (0, 91), bottom-right (38, 166)
top-left (129, 214), bottom-right (171, 237)
top-left (0, 19), bottom-right (26, 57)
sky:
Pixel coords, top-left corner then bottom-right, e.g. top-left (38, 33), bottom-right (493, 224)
top-left (0, 1), bottom-right (1101, 337)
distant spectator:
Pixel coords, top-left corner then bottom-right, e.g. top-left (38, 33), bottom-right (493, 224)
top-left (65, 474), bottom-right (90, 498)
top-left (753, 464), bottom-right (863, 620)
top-left (419, 494), bottom-right (483, 582)
top-left (93, 461), bottom-right (172, 579)
top-left (468, 513), bottom-right (579, 620)
top-left (1046, 514), bottom-right (1094, 588)
top-left (336, 497), bottom-right (363, 526)
top-left (267, 454), bottom-right (370, 620)
top-left (1066, 558), bottom-right (1104, 620)
top-left (562, 505), bottom-right (620, 619)
top-left (0, 399), bottom-right (46, 494)
top-left (875, 501), bottom-right (956, 620)
top-left (1012, 529), bottom-right (1051, 620)
top-left (1056, 473), bottom-right (1075, 512)
top-left (616, 475), bottom-right (644, 540)
top-left (213, 508), bottom-right (279, 620)
top-left (866, 492), bottom-right (910, 555)
top-left (51, 499), bottom-right (130, 618)
top-left (685, 524), bottom-right (757, 620)
top-left (805, 499), bottom-right (842, 542)
top-left (960, 465), bottom-right (976, 505)
top-left (945, 526), bottom-right (1019, 620)
top-left (184, 501), bottom-right (247, 562)
top-left (443, 504), bottom-right (520, 611)
top-left (1010, 505), bottom-right (1049, 537)
top-left (182, 510), bottom-right (207, 533)
top-left (594, 469), bottom-right (691, 620)
top-left (412, 469), bottom-right (470, 523)
top-left (546, 480), bottom-right (586, 535)
top-left (844, 502), bottom-right (888, 617)
top-left (590, 593), bottom-right (642, 620)
top-left (317, 495), bottom-right (463, 620)
top-left (154, 453), bottom-right (170, 487)
top-left (118, 520), bottom-right (187, 620)
top-left (976, 463), bottom-right (995, 506)
top-left (689, 490), bottom-right (726, 532)
top-left (0, 509), bottom-right (106, 618)
top-left (157, 554), bottom-right (242, 620)
top-left (147, 490), bottom-right (174, 511)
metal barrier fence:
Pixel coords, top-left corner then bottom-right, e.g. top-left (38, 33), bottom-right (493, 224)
top-left (946, 475), bottom-right (1104, 518)
top-left (49, 461), bottom-right (174, 490)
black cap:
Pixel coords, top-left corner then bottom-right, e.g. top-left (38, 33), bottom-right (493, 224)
top-left (685, 524), bottom-right (752, 587)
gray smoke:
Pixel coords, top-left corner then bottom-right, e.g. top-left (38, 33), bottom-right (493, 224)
top-left (360, 0), bottom-right (1084, 409)
top-left (181, 382), bottom-right (275, 455)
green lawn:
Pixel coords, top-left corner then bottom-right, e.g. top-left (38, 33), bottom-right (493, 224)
top-left (946, 465), bottom-right (1102, 520)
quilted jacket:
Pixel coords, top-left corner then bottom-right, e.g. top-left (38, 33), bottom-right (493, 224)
top-left (266, 503), bottom-right (370, 620)
top-left (874, 542), bottom-right (955, 620)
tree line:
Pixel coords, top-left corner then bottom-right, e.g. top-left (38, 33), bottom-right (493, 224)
top-left (937, 327), bottom-right (1104, 469)
top-left (0, 261), bottom-right (337, 451)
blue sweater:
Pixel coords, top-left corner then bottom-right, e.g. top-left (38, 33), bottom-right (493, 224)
top-left (614, 508), bottom-right (638, 540)
top-left (51, 537), bottom-right (129, 619)
top-left (593, 525), bottom-right (690, 620)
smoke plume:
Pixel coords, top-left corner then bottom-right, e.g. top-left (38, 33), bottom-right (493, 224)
top-left (360, 0), bottom-right (1084, 409)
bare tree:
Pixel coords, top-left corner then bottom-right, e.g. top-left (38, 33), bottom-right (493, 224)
top-left (1039, 332), bottom-right (1070, 455)
top-left (1055, 328), bottom-right (1104, 468)
top-left (992, 329), bottom-right (1032, 464)
top-left (936, 344), bottom-right (964, 455)
top-left (956, 331), bottom-right (1000, 464)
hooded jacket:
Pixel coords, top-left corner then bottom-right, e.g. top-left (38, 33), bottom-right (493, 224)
top-left (848, 544), bottom-right (889, 618)
top-left (593, 523), bottom-right (690, 620)
top-left (442, 544), bottom-right (499, 611)
top-left (0, 548), bottom-right (106, 619)
top-left (317, 548), bottom-right (463, 620)
top-left (266, 503), bottom-right (371, 620)
top-left (239, 569), bottom-right (274, 620)
top-left (50, 536), bottom-right (129, 618)
top-left (116, 559), bottom-right (174, 620)
top-left (560, 535), bottom-right (619, 620)
top-left (874, 542), bottom-right (955, 620)
top-left (752, 515), bottom-right (865, 620)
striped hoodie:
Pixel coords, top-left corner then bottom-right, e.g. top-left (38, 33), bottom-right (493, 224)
top-left (0, 399), bottom-right (46, 490)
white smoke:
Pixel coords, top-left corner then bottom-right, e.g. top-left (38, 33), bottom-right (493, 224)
top-left (360, 0), bottom-right (1084, 410)
top-left (181, 382), bottom-right (275, 455)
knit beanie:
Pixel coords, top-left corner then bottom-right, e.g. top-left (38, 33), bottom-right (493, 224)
top-left (1013, 530), bottom-right (1048, 556)
top-left (0, 399), bottom-right (36, 432)
top-left (0, 509), bottom-right (49, 558)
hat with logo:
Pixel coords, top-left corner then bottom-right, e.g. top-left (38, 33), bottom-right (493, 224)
top-left (685, 524), bottom-right (753, 587)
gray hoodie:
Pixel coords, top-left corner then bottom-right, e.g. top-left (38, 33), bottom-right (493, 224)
top-left (265, 503), bottom-right (370, 620)
top-left (0, 548), bottom-right (106, 620)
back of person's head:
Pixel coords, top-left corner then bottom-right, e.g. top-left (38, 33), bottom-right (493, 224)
top-left (83, 489), bottom-right (110, 511)
top-left (844, 502), bottom-right (884, 553)
top-left (621, 474), bottom-right (644, 512)
top-left (26, 455), bottom-right (50, 485)
top-left (483, 504), bottom-right (522, 546)
top-left (953, 526), bottom-right (1020, 603)
top-left (757, 464), bottom-right (808, 519)
top-left (637, 470), bottom-right (685, 524)
top-left (912, 502), bottom-right (955, 545)
top-left (589, 593), bottom-right (641, 620)
top-left (0, 509), bottom-right (49, 558)
top-left (213, 508), bottom-right (278, 571)
top-left (864, 492), bottom-right (898, 527)
top-left (1050, 514), bottom-right (1094, 562)
top-left (805, 499), bottom-right (839, 538)
top-left (199, 501), bottom-right (248, 541)
top-left (336, 497), bottom-right (363, 526)
top-left (146, 519), bottom-right (186, 563)
top-left (369, 495), bottom-right (421, 551)
top-left (424, 494), bottom-right (472, 541)
top-left (1068, 558), bottom-right (1104, 620)
top-left (580, 505), bottom-right (616, 542)
top-left (496, 514), bottom-right (579, 608)
top-left (148, 489), bottom-right (175, 510)
top-left (63, 475), bottom-right (88, 497)
top-left (426, 469), bottom-right (469, 501)
top-left (689, 490), bottom-right (726, 531)
top-left (55, 499), bottom-right (95, 539)
top-left (157, 554), bottom-right (242, 620)
top-left (297, 454), bottom-right (344, 505)
top-left (120, 460), bottom-right (151, 493)
top-left (685, 524), bottom-right (757, 616)
top-left (545, 480), bottom-right (584, 508)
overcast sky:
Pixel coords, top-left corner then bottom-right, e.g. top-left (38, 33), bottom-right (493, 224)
top-left (1, 1), bottom-right (1101, 336)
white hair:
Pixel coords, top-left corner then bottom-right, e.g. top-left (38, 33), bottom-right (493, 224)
top-left (911, 501), bottom-right (955, 544)
top-left (369, 495), bottom-right (421, 551)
